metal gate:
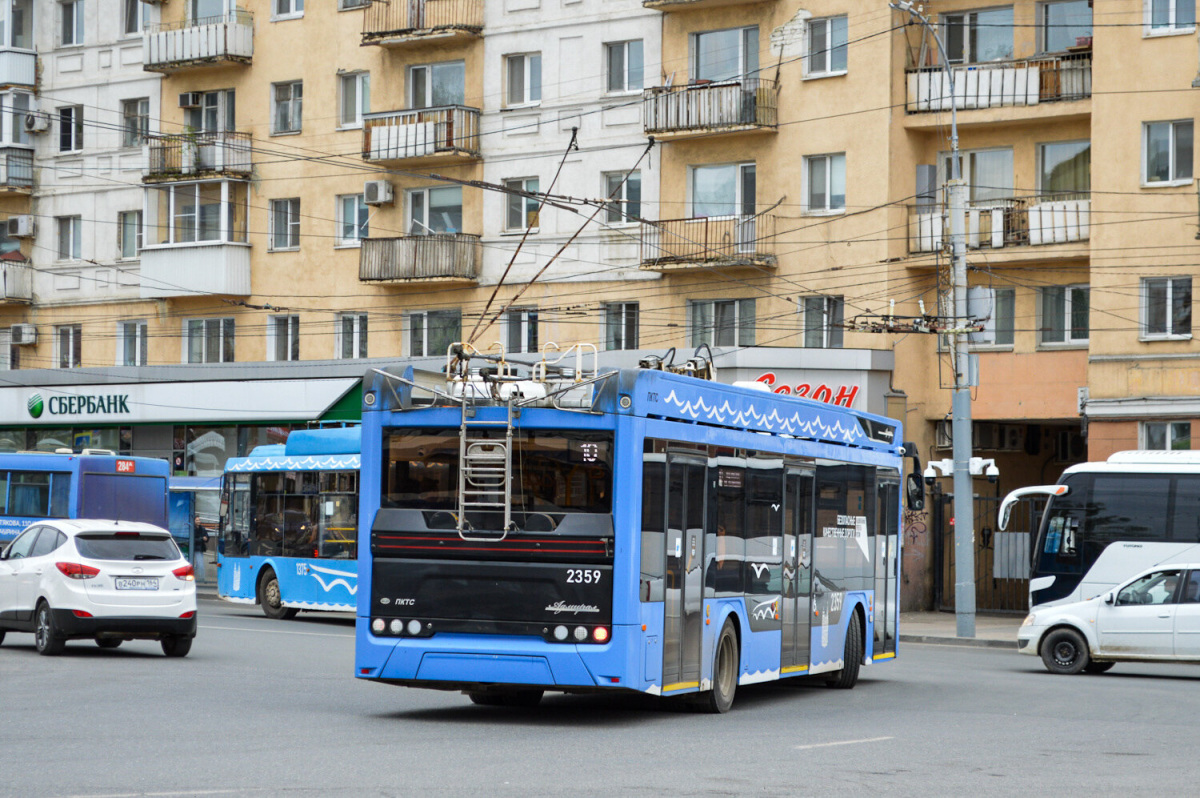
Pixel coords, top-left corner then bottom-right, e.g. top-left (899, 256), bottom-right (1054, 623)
top-left (933, 491), bottom-right (1045, 614)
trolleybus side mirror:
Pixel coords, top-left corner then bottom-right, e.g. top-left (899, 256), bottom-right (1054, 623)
top-left (902, 442), bottom-right (925, 512)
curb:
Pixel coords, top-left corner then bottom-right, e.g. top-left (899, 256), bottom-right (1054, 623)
top-left (899, 633), bottom-right (1017, 650)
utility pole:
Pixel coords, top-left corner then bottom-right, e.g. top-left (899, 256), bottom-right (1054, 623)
top-left (891, 1), bottom-right (975, 638)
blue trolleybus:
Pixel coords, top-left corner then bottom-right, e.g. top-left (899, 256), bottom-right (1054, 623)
top-left (218, 427), bottom-right (360, 619)
top-left (354, 345), bottom-right (923, 711)
top-left (0, 451), bottom-right (169, 544)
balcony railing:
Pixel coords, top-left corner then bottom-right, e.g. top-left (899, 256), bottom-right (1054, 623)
top-left (360, 234), bottom-right (480, 283)
top-left (644, 78), bottom-right (777, 136)
top-left (0, 148), bottom-right (32, 190)
top-left (909, 193), bottom-right (1091, 253)
top-left (640, 214), bottom-right (777, 270)
top-left (139, 241), bottom-right (251, 299)
top-left (643, 0), bottom-right (772, 9)
top-left (144, 12), bottom-right (254, 72)
top-left (362, 0), bottom-right (482, 45)
top-left (145, 132), bottom-right (253, 181)
top-left (0, 260), bottom-right (31, 303)
top-left (363, 106), bottom-right (480, 163)
top-left (906, 52), bottom-right (1091, 113)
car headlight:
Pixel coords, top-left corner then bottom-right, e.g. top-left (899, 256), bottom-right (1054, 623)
top-left (1021, 613), bottom-right (1037, 627)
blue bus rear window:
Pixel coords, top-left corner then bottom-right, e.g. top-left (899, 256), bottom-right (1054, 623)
top-left (3, 471), bottom-right (72, 518)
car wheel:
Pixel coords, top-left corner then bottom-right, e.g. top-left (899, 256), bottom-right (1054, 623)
top-left (35, 601), bottom-right (66, 656)
top-left (0, 630), bottom-right (5, 646)
top-left (1040, 627), bottom-right (1090, 675)
top-left (96, 638), bottom-right (122, 649)
top-left (699, 618), bottom-right (739, 713)
top-left (1084, 661), bottom-right (1115, 674)
top-left (825, 611), bottom-right (863, 689)
top-left (161, 636), bottom-right (192, 658)
top-left (258, 570), bottom-right (298, 620)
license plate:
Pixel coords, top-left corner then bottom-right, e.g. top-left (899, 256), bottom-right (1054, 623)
top-left (114, 577), bottom-right (159, 591)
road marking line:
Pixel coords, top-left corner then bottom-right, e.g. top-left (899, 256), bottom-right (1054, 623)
top-left (795, 736), bottom-right (894, 751)
top-left (65, 791), bottom-right (270, 798)
top-left (198, 624), bottom-right (351, 639)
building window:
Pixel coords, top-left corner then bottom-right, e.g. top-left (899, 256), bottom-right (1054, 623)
top-left (58, 106), bottom-right (83, 153)
top-left (941, 7), bottom-right (1014, 64)
top-left (336, 194), bottom-right (368, 245)
top-left (1040, 285), bottom-right (1089, 345)
top-left (691, 299), bottom-right (754, 348)
top-left (967, 286), bottom-right (1016, 347)
top-left (121, 98), bottom-right (150, 148)
top-left (603, 171), bottom-right (641, 224)
top-left (57, 325), bottom-right (82, 369)
top-left (272, 81), bottom-right (302, 134)
top-left (339, 72), bottom-right (370, 128)
top-left (606, 40), bottom-right (644, 93)
top-left (692, 26), bottom-right (757, 81)
top-left (505, 308), bottom-right (539, 354)
top-left (61, 0), bottom-right (84, 46)
top-left (119, 321), bottom-right (148, 367)
top-left (7, 92), bottom-right (32, 146)
top-left (691, 162), bottom-right (755, 218)
top-left (1039, 0), bottom-right (1092, 52)
top-left (1142, 276), bottom-right (1192, 339)
top-left (340, 0), bottom-right (370, 8)
top-left (802, 296), bottom-right (844, 348)
top-left (1038, 140), bottom-right (1091, 194)
top-left (185, 318), bottom-right (235, 363)
top-left (273, 0), bottom-right (304, 19)
top-left (942, 147), bottom-right (1014, 202)
top-left (408, 186), bottom-right (463, 234)
top-left (804, 154), bottom-right (846, 213)
top-left (505, 178), bottom-right (540, 231)
top-left (505, 53), bottom-right (542, 106)
top-left (56, 216), bottom-right (81, 261)
top-left (410, 309), bottom-right (462, 357)
top-left (269, 315), bottom-right (300, 362)
top-left (184, 89), bottom-right (235, 133)
top-left (1146, 0), bottom-right (1196, 32)
top-left (805, 17), bottom-right (847, 76)
top-left (1144, 120), bottom-right (1193, 184)
top-left (147, 182), bottom-right (249, 245)
top-left (1144, 421), bottom-right (1191, 450)
top-left (605, 302), bottom-right (639, 350)
top-left (118, 210), bottom-right (143, 259)
top-left (409, 61), bottom-right (465, 109)
top-left (270, 198), bottom-right (301, 250)
top-left (5, 0), bottom-right (31, 49)
top-left (123, 0), bottom-right (149, 36)
top-left (337, 313), bottom-right (368, 359)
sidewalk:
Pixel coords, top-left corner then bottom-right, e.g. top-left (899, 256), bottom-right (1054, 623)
top-left (900, 611), bottom-right (1021, 649)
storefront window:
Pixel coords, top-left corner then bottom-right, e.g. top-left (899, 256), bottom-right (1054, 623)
top-left (30, 428), bottom-right (73, 452)
top-left (187, 426), bottom-right (236, 476)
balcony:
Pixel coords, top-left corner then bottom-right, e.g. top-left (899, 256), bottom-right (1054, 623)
top-left (143, 12), bottom-right (254, 73)
top-left (644, 78), bottom-right (777, 139)
top-left (0, 48), bottom-right (35, 88)
top-left (640, 214), bottom-right (777, 271)
top-left (362, 106), bottom-right (480, 165)
top-left (643, 0), bottom-right (770, 10)
top-left (0, 148), bottom-right (32, 191)
top-left (906, 52), bottom-right (1091, 115)
top-left (139, 242), bottom-right (251, 299)
top-left (360, 234), bottom-right (479, 284)
top-left (0, 258), bottom-right (31, 303)
top-left (908, 194), bottom-right (1090, 254)
top-left (144, 132), bottom-right (253, 182)
top-left (361, 0), bottom-right (482, 47)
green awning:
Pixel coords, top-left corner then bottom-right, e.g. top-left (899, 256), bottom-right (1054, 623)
top-left (320, 382), bottom-right (362, 422)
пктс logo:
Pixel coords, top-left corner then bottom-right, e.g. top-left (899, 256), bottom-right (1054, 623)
top-left (27, 393), bottom-right (43, 419)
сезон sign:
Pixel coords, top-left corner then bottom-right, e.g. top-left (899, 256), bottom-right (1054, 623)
top-left (755, 372), bottom-right (859, 408)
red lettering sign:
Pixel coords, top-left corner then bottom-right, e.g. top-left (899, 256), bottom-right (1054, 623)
top-left (116, 459), bottom-right (136, 473)
top-left (754, 373), bottom-right (860, 409)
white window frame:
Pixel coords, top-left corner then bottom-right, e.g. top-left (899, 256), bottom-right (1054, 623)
top-left (966, 286), bottom-right (1016, 349)
top-left (336, 193), bottom-right (368, 246)
top-left (118, 210), bottom-right (143, 259)
top-left (1144, 0), bottom-right (1196, 35)
top-left (804, 16), bottom-right (848, 78)
top-left (1038, 284), bottom-right (1089, 347)
top-left (407, 186), bottom-right (463, 235)
top-left (56, 216), bottom-right (82, 261)
top-left (803, 153), bottom-right (846, 214)
top-left (691, 26), bottom-right (758, 82)
top-left (504, 177), bottom-right (540, 232)
top-left (505, 53), bottom-right (542, 107)
top-left (1038, 0), bottom-right (1092, 53)
top-left (61, 0), bottom-right (84, 47)
top-left (5, 92), bottom-right (33, 147)
top-left (802, 295), bottom-right (844, 348)
top-left (336, 313), bottom-right (368, 359)
top-left (1142, 421), bottom-right (1192, 450)
top-left (147, 181), bottom-right (249, 246)
top-left (604, 302), bottom-right (639, 350)
top-left (58, 105), bottom-right (83, 153)
top-left (269, 197), bottom-right (301, 251)
top-left (603, 171), bottom-right (641, 225)
top-left (271, 81), bottom-right (302, 135)
top-left (408, 61), bottom-right (466, 109)
top-left (267, 315), bottom-right (300, 362)
top-left (688, 162), bottom-right (756, 218)
top-left (605, 40), bottom-right (644, 94)
top-left (117, 320), bottom-right (148, 367)
top-left (123, 0), bottom-right (150, 36)
top-left (941, 7), bottom-right (1015, 64)
top-left (57, 325), bottom-right (82, 369)
top-left (690, 298), bottom-right (755, 348)
top-left (338, 72), bottom-right (370, 129)
top-left (183, 317), bottom-right (235, 364)
top-left (121, 98), bottom-right (150, 148)
top-left (505, 308), bottom-right (539, 354)
top-left (408, 309), bottom-right (463, 357)
top-left (1142, 120), bottom-right (1194, 186)
top-left (272, 0), bottom-right (304, 21)
top-left (1141, 276), bottom-right (1192, 341)
top-left (1036, 139), bottom-right (1091, 194)
top-left (339, 0), bottom-right (370, 8)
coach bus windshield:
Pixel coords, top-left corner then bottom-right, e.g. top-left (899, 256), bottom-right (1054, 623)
top-left (382, 429), bottom-right (613, 516)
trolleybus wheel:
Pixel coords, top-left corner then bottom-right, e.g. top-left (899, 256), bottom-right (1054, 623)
top-left (35, 600), bottom-right (65, 656)
top-left (1040, 627), bottom-right (1089, 675)
top-left (700, 618), bottom-right (739, 714)
top-left (825, 611), bottom-right (862, 689)
top-left (258, 569), bottom-right (299, 620)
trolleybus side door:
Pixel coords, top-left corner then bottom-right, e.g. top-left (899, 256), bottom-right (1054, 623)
top-left (781, 467), bottom-right (814, 672)
top-left (663, 455), bottom-right (706, 688)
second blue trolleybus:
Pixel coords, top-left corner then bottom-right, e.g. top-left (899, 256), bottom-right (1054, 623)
top-left (355, 345), bottom-right (922, 711)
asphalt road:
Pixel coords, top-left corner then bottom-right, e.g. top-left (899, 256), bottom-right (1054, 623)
top-left (2, 598), bottom-right (1198, 797)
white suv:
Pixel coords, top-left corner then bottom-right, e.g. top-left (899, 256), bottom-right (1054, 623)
top-left (0, 520), bottom-right (197, 657)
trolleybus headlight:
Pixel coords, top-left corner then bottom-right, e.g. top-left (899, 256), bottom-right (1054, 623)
top-left (593, 627), bottom-right (610, 643)
top-left (573, 626), bottom-right (587, 642)
top-left (390, 619), bottom-right (403, 634)
top-left (553, 625), bottom-right (569, 641)
top-left (372, 618), bottom-right (385, 634)
top-left (407, 619), bottom-right (422, 636)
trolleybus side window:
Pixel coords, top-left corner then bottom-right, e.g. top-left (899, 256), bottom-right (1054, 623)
top-left (744, 459), bottom-right (783, 593)
top-left (640, 456), bottom-right (666, 602)
top-left (707, 462), bottom-right (745, 596)
top-left (815, 464), bottom-right (875, 590)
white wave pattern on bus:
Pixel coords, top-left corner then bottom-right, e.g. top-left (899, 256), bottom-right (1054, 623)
top-left (660, 391), bottom-right (867, 444)
top-left (227, 455), bottom-right (361, 472)
top-left (301, 563), bottom-right (358, 595)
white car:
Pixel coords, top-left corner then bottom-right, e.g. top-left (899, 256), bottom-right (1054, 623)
top-left (0, 520), bottom-right (197, 657)
top-left (1019, 564), bottom-right (1200, 674)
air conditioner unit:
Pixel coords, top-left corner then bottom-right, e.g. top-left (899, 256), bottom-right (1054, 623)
top-left (23, 112), bottom-right (50, 134)
top-left (6, 215), bottom-right (34, 238)
top-left (364, 179), bottom-right (394, 206)
top-left (178, 92), bottom-right (203, 109)
top-left (1056, 430), bottom-right (1085, 462)
top-left (10, 323), bottom-right (36, 345)
top-left (935, 420), bottom-right (953, 450)
top-left (1000, 424), bottom-right (1026, 451)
